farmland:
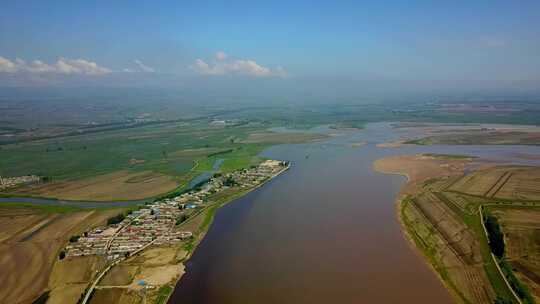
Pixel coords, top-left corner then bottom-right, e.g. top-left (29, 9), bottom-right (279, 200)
top-left (375, 155), bottom-right (540, 304)
top-left (448, 166), bottom-right (540, 201)
top-left (41, 160), bottom-right (289, 304)
top-left (0, 115), bottom-right (323, 201)
top-left (13, 170), bottom-right (178, 201)
top-left (0, 205), bottom-right (127, 304)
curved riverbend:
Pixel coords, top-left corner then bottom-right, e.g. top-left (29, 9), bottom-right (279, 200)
top-left (169, 122), bottom-right (540, 303)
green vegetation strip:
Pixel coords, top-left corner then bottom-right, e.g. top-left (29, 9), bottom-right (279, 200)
top-left (155, 284), bottom-right (173, 304)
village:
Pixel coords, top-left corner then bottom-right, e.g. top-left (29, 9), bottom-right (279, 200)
top-left (63, 159), bottom-right (288, 260)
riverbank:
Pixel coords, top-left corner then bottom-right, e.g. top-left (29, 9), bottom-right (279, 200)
top-left (74, 161), bottom-right (290, 304)
top-left (373, 154), bottom-right (473, 303)
top-left (374, 154), bottom-right (539, 303)
top-left (160, 161), bottom-right (290, 303)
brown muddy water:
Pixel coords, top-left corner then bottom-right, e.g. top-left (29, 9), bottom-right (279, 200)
top-left (169, 122), bottom-right (540, 304)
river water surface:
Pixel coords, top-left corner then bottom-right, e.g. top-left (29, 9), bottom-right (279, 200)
top-left (169, 122), bottom-right (540, 304)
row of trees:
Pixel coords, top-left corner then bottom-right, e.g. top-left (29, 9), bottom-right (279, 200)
top-left (484, 213), bottom-right (505, 258)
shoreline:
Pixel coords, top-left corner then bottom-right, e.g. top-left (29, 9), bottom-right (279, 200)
top-left (78, 161), bottom-right (291, 304)
top-left (155, 161), bottom-right (291, 303)
top-left (373, 154), bottom-right (536, 303)
top-left (372, 157), bottom-right (463, 303)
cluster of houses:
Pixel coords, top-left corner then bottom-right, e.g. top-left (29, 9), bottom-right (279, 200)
top-left (64, 159), bottom-right (288, 260)
top-left (0, 175), bottom-right (40, 190)
top-left (65, 201), bottom-right (193, 258)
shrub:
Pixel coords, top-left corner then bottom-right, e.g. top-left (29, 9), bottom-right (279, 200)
top-left (176, 214), bottom-right (188, 225)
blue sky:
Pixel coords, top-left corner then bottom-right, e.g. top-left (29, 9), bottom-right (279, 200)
top-left (1, 1), bottom-right (540, 99)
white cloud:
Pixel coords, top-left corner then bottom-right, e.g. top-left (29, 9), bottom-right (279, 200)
top-left (0, 56), bottom-right (17, 72)
top-left (190, 52), bottom-right (287, 78)
top-left (0, 56), bottom-right (111, 75)
top-left (134, 59), bottom-right (155, 73)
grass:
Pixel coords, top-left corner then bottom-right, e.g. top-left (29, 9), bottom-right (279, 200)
top-left (500, 260), bottom-right (535, 304)
top-left (154, 284), bottom-right (173, 304)
top-left (0, 123), bottom-right (280, 203)
top-left (218, 144), bottom-right (266, 173)
top-left (0, 121), bottom-right (263, 180)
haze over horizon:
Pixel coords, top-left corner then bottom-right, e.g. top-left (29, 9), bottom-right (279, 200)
top-left (1, 1), bottom-right (540, 101)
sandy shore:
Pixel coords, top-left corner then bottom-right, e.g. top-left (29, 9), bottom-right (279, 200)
top-left (373, 154), bottom-right (471, 194)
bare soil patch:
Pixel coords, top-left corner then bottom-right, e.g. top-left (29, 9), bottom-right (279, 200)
top-left (100, 265), bottom-right (139, 286)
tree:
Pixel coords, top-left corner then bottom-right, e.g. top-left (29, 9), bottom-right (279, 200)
top-left (107, 213), bottom-right (126, 225)
top-left (223, 176), bottom-right (237, 187)
top-left (485, 214), bottom-right (505, 258)
top-left (59, 251), bottom-right (66, 260)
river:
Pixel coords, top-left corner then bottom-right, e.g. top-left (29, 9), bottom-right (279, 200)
top-left (169, 122), bottom-right (540, 303)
